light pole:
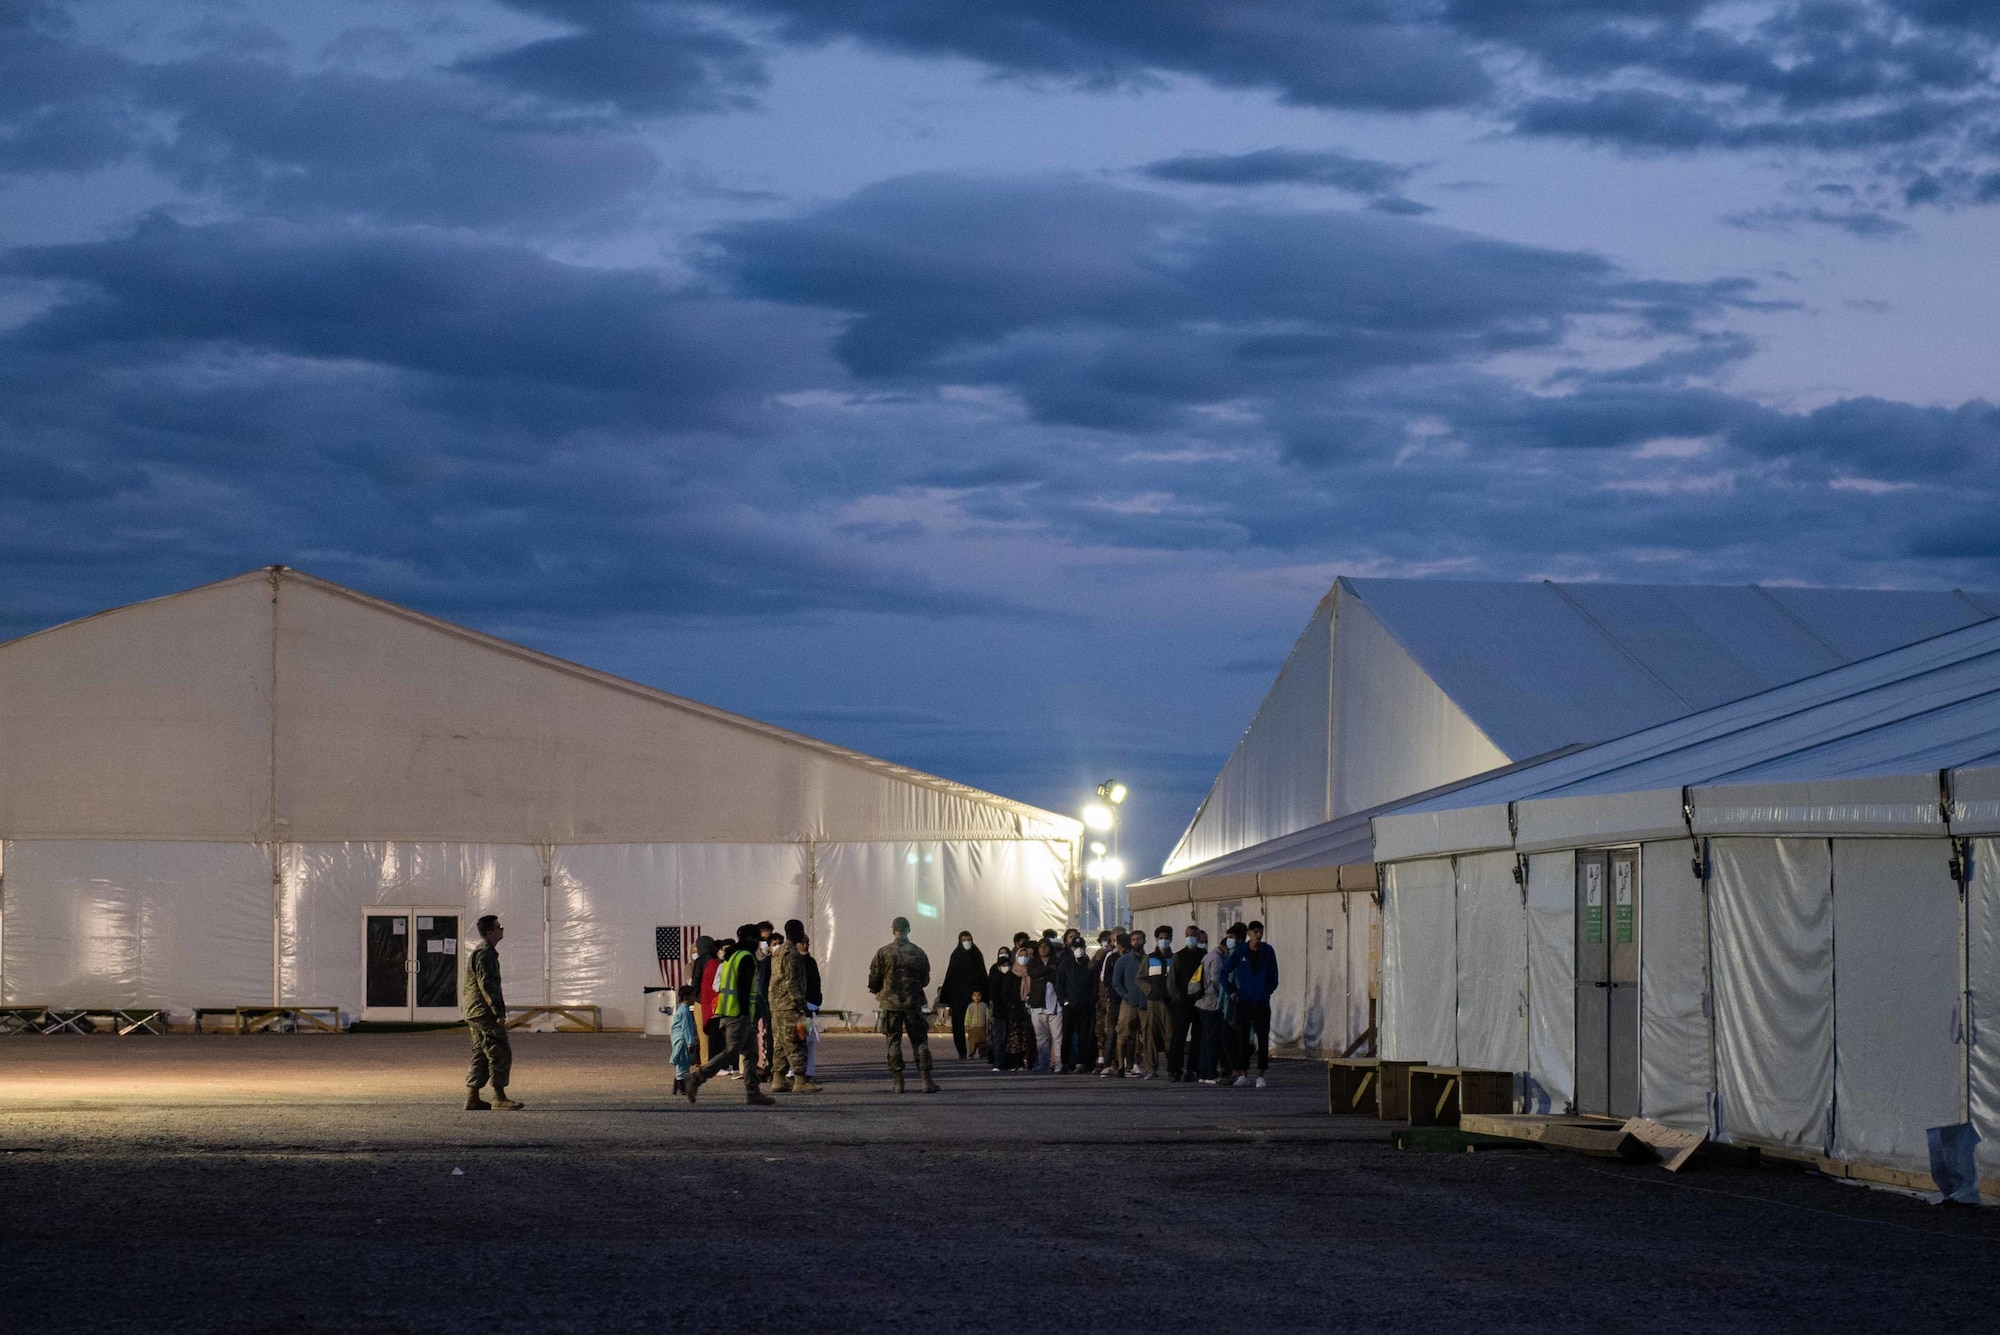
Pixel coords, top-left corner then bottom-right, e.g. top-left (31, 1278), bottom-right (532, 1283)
top-left (1081, 779), bottom-right (1128, 929)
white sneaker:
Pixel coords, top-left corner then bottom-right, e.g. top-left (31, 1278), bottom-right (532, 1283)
top-left (1254, 1075), bottom-right (1268, 1089)
top-left (1232, 1075), bottom-right (1248, 1087)
top-left (1198, 1078), bottom-right (1220, 1085)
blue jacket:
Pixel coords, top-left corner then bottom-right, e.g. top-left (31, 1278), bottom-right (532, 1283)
top-left (1225, 942), bottom-right (1279, 1005)
top-left (1112, 951), bottom-right (1149, 1011)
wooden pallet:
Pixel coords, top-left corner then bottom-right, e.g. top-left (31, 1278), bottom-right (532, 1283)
top-left (1408, 1067), bottom-right (1514, 1127)
top-left (1325, 1058), bottom-right (1381, 1116)
top-left (504, 1003), bottom-right (603, 1032)
top-left (1459, 1113), bottom-right (1646, 1159)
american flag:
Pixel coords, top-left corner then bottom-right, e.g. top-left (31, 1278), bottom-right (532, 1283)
top-left (656, 925), bottom-right (701, 990)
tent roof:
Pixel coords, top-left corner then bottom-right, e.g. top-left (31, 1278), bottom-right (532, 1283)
top-left (0, 567), bottom-right (1079, 844)
top-left (1374, 612), bottom-right (2000, 859)
top-left (1342, 577), bottom-right (1997, 760)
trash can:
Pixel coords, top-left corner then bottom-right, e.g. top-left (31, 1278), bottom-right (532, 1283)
top-left (642, 986), bottom-right (674, 1038)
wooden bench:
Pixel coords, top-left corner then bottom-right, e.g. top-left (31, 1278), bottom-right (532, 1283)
top-left (1371, 1060), bottom-right (1426, 1121)
top-left (40, 1006), bottom-right (170, 1036)
top-left (1326, 1057), bottom-right (1384, 1115)
top-left (504, 1003), bottom-right (602, 1032)
top-left (195, 1005), bottom-right (343, 1034)
top-left (1408, 1066), bottom-right (1515, 1126)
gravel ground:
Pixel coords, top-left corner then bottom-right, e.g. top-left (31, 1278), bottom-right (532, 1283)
top-left (3, 1032), bottom-right (1997, 1334)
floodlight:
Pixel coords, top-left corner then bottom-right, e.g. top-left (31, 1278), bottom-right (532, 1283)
top-left (1095, 780), bottom-right (1128, 805)
top-left (1090, 841), bottom-right (1106, 855)
top-left (1108, 783), bottom-right (1128, 804)
top-left (1101, 858), bottom-right (1125, 882)
top-left (1085, 858), bottom-right (1105, 879)
top-left (1082, 803), bottom-right (1114, 830)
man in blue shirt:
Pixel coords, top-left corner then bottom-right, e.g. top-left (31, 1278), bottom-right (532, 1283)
top-left (1224, 919), bottom-right (1280, 1088)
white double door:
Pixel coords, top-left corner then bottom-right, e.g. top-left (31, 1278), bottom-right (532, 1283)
top-left (361, 906), bottom-right (464, 1023)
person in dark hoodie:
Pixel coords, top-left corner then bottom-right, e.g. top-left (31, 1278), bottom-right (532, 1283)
top-left (1055, 933), bottom-right (1097, 1073)
top-left (986, 946), bottom-right (1019, 1071)
top-left (938, 930), bottom-right (986, 1059)
top-left (1111, 930), bottom-right (1152, 1077)
top-left (687, 935), bottom-right (718, 1066)
top-left (1166, 923), bottom-right (1206, 1082)
top-left (1225, 919), bottom-right (1280, 1088)
top-left (1145, 925), bottom-right (1176, 1077)
top-left (1026, 938), bottom-right (1062, 1073)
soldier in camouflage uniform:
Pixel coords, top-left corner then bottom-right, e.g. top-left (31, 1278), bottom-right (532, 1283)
top-left (767, 918), bottom-right (822, 1093)
top-left (463, 914), bottom-right (523, 1110)
top-left (867, 916), bottom-right (939, 1093)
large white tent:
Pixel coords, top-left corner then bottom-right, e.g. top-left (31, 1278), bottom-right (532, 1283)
top-left (1361, 616), bottom-right (2000, 1193)
top-left (0, 569), bottom-right (1078, 1027)
top-left (1165, 577), bottom-right (1996, 873)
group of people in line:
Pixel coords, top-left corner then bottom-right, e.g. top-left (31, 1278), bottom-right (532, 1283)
top-left (933, 920), bottom-right (1280, 1086)
top-left (459, 909), bottom-right (1281, 1109)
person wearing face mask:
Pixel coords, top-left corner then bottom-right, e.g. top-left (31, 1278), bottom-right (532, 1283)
top-left (1144, 926), bottom-right (1176, 1077)
top-left (1192, 927), bottom-right (1224, 1087)
top-left (1165, 923), bottom-right (1206, 1082)
top-left (753, 923), bottom-right (776, 1081)
top-left (1224, 919), bottom-right (1280, 1088)
top-left (1055, 932), bottom-right (1096, 1073)
top-left (987, 946), bottom-right (1019, 1072)
top-left (1092, 930), bottom-right (1121, 1073)
top-left (938, 930), bottom-right (986, 1060)
top-left (1026, 939), bottom-right (1062, 1073)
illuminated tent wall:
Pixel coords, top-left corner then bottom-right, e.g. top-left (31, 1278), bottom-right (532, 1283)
top-left (0, 569), bottom-right (1078, 1025)
top-left (1367, 615), bottom-right (2000, 1193)
top-left (1163, 577), bottom-right (1999, 875)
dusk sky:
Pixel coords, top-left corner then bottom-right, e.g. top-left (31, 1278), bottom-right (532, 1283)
top-left (4, 1), bottom-right (2000, 870)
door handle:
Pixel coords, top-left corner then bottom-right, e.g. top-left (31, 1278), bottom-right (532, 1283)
top-left (1592, 981), bottom-right (1611, 988)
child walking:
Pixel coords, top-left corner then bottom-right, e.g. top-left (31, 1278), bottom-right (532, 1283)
top-left (669, 983), bottom-right (699, 1095)
top-left (964, 989), bottom-right (991, 1064)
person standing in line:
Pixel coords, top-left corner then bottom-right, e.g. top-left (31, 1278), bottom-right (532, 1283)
top-left (1144, 926), bottom-right (1175, 1076)
top-left (1112, 930), bottom-right (1151, 1077)
top-left (754, 928), bottom-right (776, 1081)
top-left (687, 935), bottom-right (718, 1066)
top-left (685, 925), bottom-right (775, 1106)
top-left (1194, 929), bottom-right (1227, 1085)
top-left (462, 914), bottom-right (522, 1110)
top-left (963, 989), bottom-right (991, 1062)
top-left (1093, 930), bottom-right (1122, 1073)
top-left (985, 946), bottom-right (1017, 1071)
top-left (868, 916), bottom-right (940, 1094)
top-left (1056, 932), bottom-right (1096, 1073)
top-left (1166, 923), bottom-right (1206, 1082)
top-left (938, 930), bottom-right (985, 1060)
top-left (795, 931), bottom-right (823, 1078)
top-left (1002, 944), bottom-right (1034, 1071)
top-left (1026, 938), bottom-right (1062, 1073)
top-left (1225, 920), bottom-right (1280, 1088)
top-left (767, 920), bottom-right (822, 1094)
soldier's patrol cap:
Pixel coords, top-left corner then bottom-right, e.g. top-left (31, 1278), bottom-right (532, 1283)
top-left (891, 915), bottom-right (911, 933)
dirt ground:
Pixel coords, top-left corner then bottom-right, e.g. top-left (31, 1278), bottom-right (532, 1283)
top-left (3, 1032), bottom-right (1998, 1334)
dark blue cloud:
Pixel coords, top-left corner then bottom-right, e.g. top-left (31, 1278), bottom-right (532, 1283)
top-left (0, 0), bottom-right (132, 175)
top-left (465, 1), bottom-right (767, 115)
top-left (1139, 146), bottom-right (1414, 194)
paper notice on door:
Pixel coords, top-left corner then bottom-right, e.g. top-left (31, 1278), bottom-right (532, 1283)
top-left (426, 940), bottom-right (441, 953)
top-left (418, 916), bottom-right (434, 930)
top-left (392, 919), bottom-right (406, 934)
top-left (442, 939), bottom-right (457, 955)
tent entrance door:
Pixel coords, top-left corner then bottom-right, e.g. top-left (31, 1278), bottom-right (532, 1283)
top-left (1574, 850), bottom-right (1639, 1117)
top-left (361, 908), bottom-right (463, 1023)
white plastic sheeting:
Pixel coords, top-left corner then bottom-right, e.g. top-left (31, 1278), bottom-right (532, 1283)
top-left (1516, 790), bottom-right (1689, 856)
top-left (1970, 839), bottom-right (2000, 1182)
top-left (1524, 850), bottom-right (1575, 1113)
top-left (282, 842), bottom-right (544, 1012)
top-left (1166, 598), bottom-right (1333, 871)
top-left (1261, 893), bottom-right (1309, 1045)
top-left (1454, 852), bottom-right (1526, 1072)
top-left (1693, 774), bottom-right (1945, 837)
top-left (1381, 858), bottom-right (1456, 1064)
top-left (1639, 842), bottom-right (1710, 1134)
top-left (1710, 838), bottom-right (1834, 1153)
top-left (0, 841), bottom-right (273, 1012)
top-left (1831, 840), bottom-right (1964, 1174)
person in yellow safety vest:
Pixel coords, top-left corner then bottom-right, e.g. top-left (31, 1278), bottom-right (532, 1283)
top-left (685, 924), bottom-right (775, 1107)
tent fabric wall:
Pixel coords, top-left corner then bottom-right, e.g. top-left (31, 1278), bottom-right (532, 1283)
top-left (0, 578), bottom-right (275, 841)
top-left (1524, 850), bottom-right (1575, 1112)
top-left (1381, 859), bottom-right (1456, 1064)
top-left (1830, 839), bottom-right (1965, 1175)
top-left (1710, 838), bottom-right (1835, 1153)
top-left (283, 842), bottom-right (545, 1016)
top-left (1302, 891), bottom-right (1343, 1052)
top-left (1454, 851), bottom-right (1526, 1073)
top-left (1, 840), bottom-right (273, 1012)
top-left (1639, 841), bottom-right (1710, 1134)
top-left (1970, 839), bottom-right (2000, 1183)
top-left (1692, 775), bottom-right (1946, 837)
top-left (1261, 893), bottom-right (1310, 1045)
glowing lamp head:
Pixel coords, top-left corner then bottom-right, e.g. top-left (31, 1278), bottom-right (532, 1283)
top-left (1082, 803), bottom-right (1114, 831)
top-left (1101, 858), bottom-right (1126, 882)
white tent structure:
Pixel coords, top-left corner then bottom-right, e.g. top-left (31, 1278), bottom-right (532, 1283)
top-left (1364, 615), bottom-right (2000, 1193)
top-left (1140, 577), bottom-right (1997, 1065)
top-left (1165, 578), bottom-right (1997, 873)
top-left (0, 569), bottom-right (1078, 1027)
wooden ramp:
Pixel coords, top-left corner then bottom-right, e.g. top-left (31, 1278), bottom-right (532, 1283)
top-left (1459, 1113), bottom-right (1646, 1160)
